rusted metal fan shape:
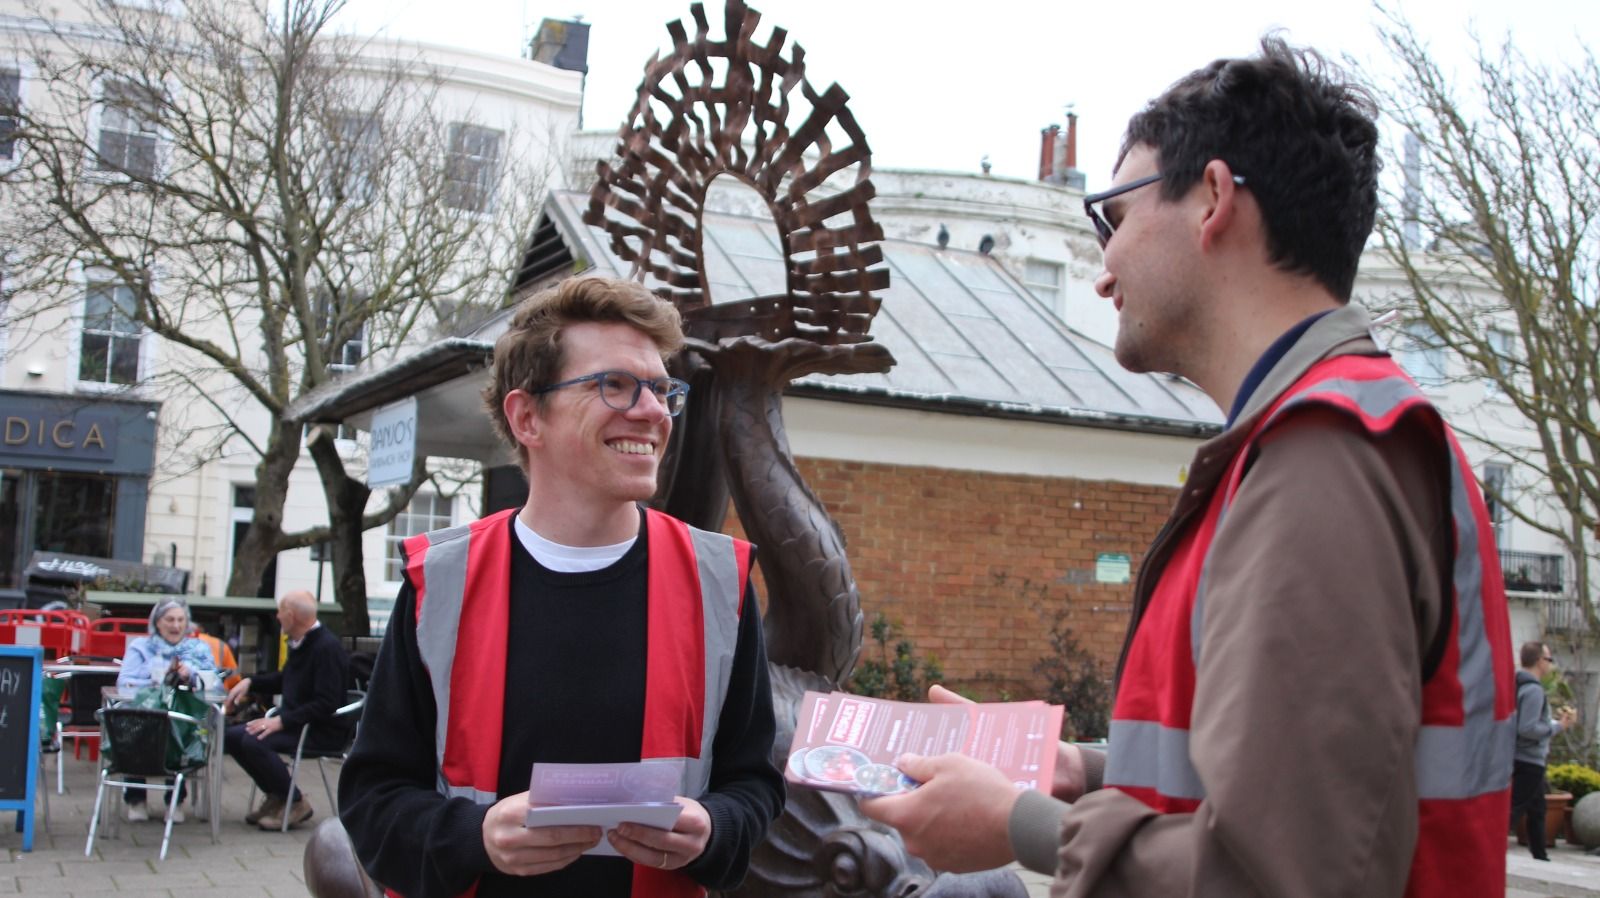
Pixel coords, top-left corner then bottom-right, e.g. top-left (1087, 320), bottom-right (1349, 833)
top-left (585, 0), bottom-right (888, 344)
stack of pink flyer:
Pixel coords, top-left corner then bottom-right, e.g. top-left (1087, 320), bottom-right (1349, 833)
top-left (785, 691), bottom-right (1063, 797)
top-left (524, 760), bottom-right (685, 855)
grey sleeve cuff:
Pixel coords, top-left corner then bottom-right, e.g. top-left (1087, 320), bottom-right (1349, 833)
top-left (1009, 789), bottom-right (1070, 875)
top-left (1080, 746), bottom-right (1107, 793)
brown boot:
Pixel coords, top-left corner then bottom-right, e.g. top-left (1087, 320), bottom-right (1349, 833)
top-left (258, 797), bottom-right (313, 830)
top-left (244, 795), bottom-right (285, 826)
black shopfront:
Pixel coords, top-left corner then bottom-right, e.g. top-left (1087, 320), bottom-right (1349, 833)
top-left (0, 391), bottom-right (158, 589)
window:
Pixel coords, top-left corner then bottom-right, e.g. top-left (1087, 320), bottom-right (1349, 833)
top-left (1482, 462), bottom-right (1510, 544)
top-left (79, 278), bottom-right (142, 385)
top-left (230, 484), bottom-right (277, 598)
top-left (1485, 328), bottom-right (1516, 399)
top-left (1396, 322), bottom-right (1446, 387)
top-left (329, 110), bottom-right (380, 202)
top-left (444, 123), bottom-right (502, 212)
top-left (328, 321), bottom-right (366, 374)
top-left (386, 493), bottom-right (452, 581)
top-left (1023, 259), bottom-right (1064, 314)
top-left (94, 79), bottom-right (160, 178)
top-left (0, 68), bottom-right (19, 161)
top-left (33, 472), bottom-right (116, 557)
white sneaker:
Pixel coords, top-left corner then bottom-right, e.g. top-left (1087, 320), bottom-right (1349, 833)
top-left (125, 803), bottom-right (148, 822)
top-left (166, 804), bottom-right (185, 824)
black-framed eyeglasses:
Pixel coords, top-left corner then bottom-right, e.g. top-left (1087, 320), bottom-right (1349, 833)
top-left (533, 370), bottom-right (690, 417)
top-left (1543, 655), bottom-right (1557, 664)
top-left (1082, 172), bottom-right (1247, 249)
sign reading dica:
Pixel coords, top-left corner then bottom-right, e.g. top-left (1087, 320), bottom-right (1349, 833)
top-left (367, 398), bottom-right (417, 488)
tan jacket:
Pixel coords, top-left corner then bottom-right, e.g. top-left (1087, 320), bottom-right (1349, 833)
top-left (1010, 304), bottom-right (1453, 898)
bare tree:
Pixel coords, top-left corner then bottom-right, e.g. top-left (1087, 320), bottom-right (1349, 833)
top-left (0, 0), bottom-right (553, 633)
top-left (1364, 8), bottom-right (1598, 756)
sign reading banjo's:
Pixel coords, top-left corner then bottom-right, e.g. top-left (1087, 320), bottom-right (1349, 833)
top-left (367, 398), bottom-right (417, 488)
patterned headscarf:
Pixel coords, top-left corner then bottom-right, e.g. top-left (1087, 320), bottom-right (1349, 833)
top-left (148, 597), bottom-right (190, 637)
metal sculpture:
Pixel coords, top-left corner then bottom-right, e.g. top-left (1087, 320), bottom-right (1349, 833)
top-left (589, 3), bottom-right (1028, 896)
top-left (306, 3), bottom-right (1032, 895)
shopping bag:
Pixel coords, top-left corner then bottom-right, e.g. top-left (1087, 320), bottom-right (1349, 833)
top-left (116, 683), bottom-right (212, 769)
top-left (39, 676), bottom-right (64, 746)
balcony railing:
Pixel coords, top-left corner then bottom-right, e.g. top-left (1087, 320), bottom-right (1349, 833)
top-left (1546, 596), bottom-right (1593, 635)
top-left (1499, 549), bottom-right (1565, 595)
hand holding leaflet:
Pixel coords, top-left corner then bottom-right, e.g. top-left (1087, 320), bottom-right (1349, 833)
top-left (785, 691), bottom-right (1062, 797)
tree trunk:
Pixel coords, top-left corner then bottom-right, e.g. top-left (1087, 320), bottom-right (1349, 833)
top-left (307, 431), bottom-right (373, 638)
top-left (226, 420), bottom-right (303, 598)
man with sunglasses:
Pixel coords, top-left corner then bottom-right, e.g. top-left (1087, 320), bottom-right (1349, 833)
top-left (341, 277), bottom-right (783, 898)
top-left (1511, 642), bottom-right (1578, 861)
top-left (863, 37), bottom-right (1515, 898)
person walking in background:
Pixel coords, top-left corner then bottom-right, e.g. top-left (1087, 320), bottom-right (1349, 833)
top-left (115, 597), bottom-right (217, 823)
top-left (1511, 641), bottom-right (1578, 861)
top-left (223, 589), bottom-right (349, 831)
top-left (340, 277), bottom-right (783, 898)
top-left (860, 36), bottom-right (1516, 898)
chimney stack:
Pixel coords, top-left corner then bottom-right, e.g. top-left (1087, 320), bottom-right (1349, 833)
top-left (529, 18), bottom-right (591, 127)
top-left (1039, 125), bottom-right (1060, 182)
top-left (1038, 118), bottom-right (1085, 190)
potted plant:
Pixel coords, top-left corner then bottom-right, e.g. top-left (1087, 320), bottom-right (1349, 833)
top-left (1548, 763), bottom-right (1600, 845)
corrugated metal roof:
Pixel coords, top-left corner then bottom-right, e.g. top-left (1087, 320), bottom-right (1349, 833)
top-left (545, 191), bottom-right (1221, 434)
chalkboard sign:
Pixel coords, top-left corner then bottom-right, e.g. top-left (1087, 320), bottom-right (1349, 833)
top-left (0, 645), bottom-right (43, 851)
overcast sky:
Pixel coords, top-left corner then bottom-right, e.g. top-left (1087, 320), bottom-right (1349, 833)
top-left (333, 0), bottom-right (1596, 192)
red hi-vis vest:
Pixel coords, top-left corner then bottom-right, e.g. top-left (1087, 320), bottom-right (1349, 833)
top-left (401, 507), bottom-right (753, 898)
top-left (1105, 354), bottom-right (1515, 898)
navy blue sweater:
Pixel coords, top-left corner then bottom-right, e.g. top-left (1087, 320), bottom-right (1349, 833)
top-left (250, 623), bottom-right (350, 749)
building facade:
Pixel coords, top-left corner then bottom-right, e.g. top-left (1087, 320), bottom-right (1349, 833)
top-left (0, 0), bottom-right (580, 641)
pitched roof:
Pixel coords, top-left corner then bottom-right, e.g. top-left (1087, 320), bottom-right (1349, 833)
top-left (542, 190), bottom-right (1222, 436)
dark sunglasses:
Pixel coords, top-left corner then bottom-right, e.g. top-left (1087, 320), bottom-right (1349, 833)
top-left (1083, 172), bottom-right (1247, 248)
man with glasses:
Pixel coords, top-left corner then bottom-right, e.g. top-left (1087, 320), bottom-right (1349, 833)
top-left (863, 37), bottom-right (1515, 897)
top-left (341, 277), bottom-right (783, 898)
top-left (1512, 641), bottom-right (1579, 861)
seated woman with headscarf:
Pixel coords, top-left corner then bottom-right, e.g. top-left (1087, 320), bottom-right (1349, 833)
top-left (114, 597), bottom-right (216, 823)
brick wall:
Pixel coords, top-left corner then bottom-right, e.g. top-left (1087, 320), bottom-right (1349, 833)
top-left (733, 455), bottom-right (1179, 700)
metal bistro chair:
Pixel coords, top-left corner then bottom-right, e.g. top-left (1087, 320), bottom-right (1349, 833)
top-left (249, 689), bottom-right (366, 832)
top-left (56, 667), bottom-right (120, 794)
top-left (85, 705), bottom-right (213, 861)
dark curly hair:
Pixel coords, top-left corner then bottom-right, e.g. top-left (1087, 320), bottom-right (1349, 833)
top-left (1120, 35), bottom-right (1380, 301)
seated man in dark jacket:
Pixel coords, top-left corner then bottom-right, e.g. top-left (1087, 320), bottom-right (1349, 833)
top-left (224, 588), bottom-right (350, 830)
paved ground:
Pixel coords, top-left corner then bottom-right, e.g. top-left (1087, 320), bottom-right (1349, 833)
top-left (7, 751), bottom-right (1599, 897)
top-left (4, 750), bottom-right (318, 897)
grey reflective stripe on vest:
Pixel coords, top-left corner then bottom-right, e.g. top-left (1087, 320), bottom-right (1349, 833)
top-left (687, 525), bottom-right (741, 797)
top-left (1105, 720), bottom-right (1205, 800)
top-left (1130, 372), bottom-right (1508, 803)
top-left (411, 522), bottom-right (498, 805)
top-left (1425, 442), bottom-right (1513, 798)
top-left (414, 517), bottom-right (742, 805)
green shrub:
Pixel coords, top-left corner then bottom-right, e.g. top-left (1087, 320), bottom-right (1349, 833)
top-left (1548, 763), bottom-right (1600, 801)
top-left (850, 613), bottom-right (943, 702)
top-left (1033, 608), bottom-right (1110, 741)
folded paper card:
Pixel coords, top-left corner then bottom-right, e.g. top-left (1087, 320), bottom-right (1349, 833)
top-left (524, 760), bottom-right (686, 856)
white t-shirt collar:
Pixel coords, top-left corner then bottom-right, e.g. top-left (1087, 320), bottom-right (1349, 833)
top-left (514, 515), bottom-right (637, 573)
